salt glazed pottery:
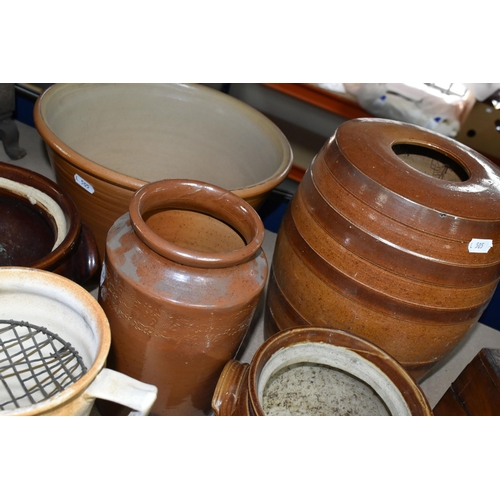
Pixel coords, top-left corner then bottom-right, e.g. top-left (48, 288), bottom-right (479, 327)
top-left (98, 179), bottom-right (268, 416)
top-left (33, 83), bottom-right (292, 258)
top-left (0, 267), bottom-right (157, 416)
top-left (0, 161), bottom-right (99, 285)
top-left (212, 326), bottom-right (432, 416)
top-left (265, 118), bottom-right (500, 381)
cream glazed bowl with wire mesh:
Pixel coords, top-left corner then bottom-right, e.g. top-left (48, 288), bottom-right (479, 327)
top-left (0, 267), bottom-right (157, 416)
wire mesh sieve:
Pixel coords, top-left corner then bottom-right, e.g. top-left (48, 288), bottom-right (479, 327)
top-left (0, 320), bottom-right (87, 411)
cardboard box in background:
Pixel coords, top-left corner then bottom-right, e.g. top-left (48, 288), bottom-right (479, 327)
top-left (456, 100), bottom-right (500, 160)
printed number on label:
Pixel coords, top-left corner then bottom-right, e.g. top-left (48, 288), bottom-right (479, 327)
top-left (468, 238), bottom-right (493, 254)
top-left (74, 173), bottom-right (95, 194)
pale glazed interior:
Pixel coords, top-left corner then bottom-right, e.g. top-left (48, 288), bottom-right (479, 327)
top-left (39, 83), bottom-right (292, 191)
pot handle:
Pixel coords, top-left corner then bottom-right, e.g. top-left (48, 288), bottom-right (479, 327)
top-left (84, 368), bottom-right (158, 416)
top-left (212, 359), bottom-right (249, 416)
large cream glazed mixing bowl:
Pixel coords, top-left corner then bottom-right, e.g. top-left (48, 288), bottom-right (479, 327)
top-left (34, 83), bottom-right (293, 258)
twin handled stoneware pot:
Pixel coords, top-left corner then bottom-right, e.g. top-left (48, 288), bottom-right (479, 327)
top-left (212, 326), bottom-right (432, 416)
top-left (0, 267), bottom-right (157, 416)
top-left (265, 118), bottom-right (500, 381)
top-left (98, 179), bottom-right (268, 416)
top-left (0, 161), bottom-right (99, 285)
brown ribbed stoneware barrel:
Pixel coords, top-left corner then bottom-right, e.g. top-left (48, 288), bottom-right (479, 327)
top-left (265, 118), bottom-right (500, 381)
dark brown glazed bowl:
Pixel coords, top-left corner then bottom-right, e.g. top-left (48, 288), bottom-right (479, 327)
top-left (0, 161), bottom-right (99, 284)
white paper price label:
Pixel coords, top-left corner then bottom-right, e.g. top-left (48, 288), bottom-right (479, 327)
top-left (100, 261), bottom-right (106, 286)
top-left (468, 238), bottom-right (493, 254)
top-left (74, 173), bottom-right (95, 194)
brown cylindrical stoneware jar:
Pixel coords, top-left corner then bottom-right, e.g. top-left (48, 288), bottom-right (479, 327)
top-left (98, 179), bottom-right (268, 416)
top-left (265, 118), bottom-right (500, 381)
top-left (212, 326), bottom-right (432, 416)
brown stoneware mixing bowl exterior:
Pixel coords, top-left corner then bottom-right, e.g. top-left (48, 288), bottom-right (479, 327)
top-left (33, 83), bottom-right (293, 258)
top-left (0, 161), bottom-right (99, 284)
top-left (98, 179), bottom-right (268, 416)
top-left (212, 326), bottom-right (432, 416)
top-left (265, 118), bottom-right (500, 381)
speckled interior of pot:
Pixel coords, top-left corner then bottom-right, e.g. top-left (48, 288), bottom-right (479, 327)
top-left (262, 362), bottom-right (391, 416)
top-left (257, 343), bottom-right (411, 416)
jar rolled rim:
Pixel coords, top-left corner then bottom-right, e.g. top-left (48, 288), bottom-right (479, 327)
top-left (129, 179), bottom-right (265, 268)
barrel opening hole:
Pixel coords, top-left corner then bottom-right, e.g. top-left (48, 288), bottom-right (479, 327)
top-left (392, 143), bottom-right (470, 182)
